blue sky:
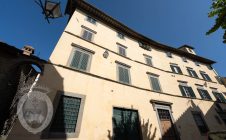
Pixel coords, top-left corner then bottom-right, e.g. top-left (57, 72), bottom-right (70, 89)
top-left (0, 0), bottom-right (225, 76)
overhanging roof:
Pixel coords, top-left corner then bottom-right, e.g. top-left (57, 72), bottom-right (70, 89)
top-left (65, 0), bottom-right (216, 64)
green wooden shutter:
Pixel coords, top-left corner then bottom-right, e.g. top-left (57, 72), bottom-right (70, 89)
top-left (123, 68), bottom-right (130, 84)
top-left (218, 93), bottom-right (226, 103)
top-left (188, 87), bottom-right (196, 98)
top-left (70, 50), bottom-right (82, 68)
top-left (205, 74), bottom-right (212, 81)
top-left (79, 53), bottom-right (90, 71)
top-left (82, 30), bottom-right (88, 39)
top-left (170, 65), bottom-right (176, 73)
top-left (179, 85), bottom-right (186, 96)
top-left (145, 57), bottom-right (152, 66)
top-left (87, 32), bottom-right (93, 41)
top-left (177, 66), bottom-right (183, 74)
top-left (197, 89), bottom-right (204, 99)
top-left (193, 70), bottom-right (198, 78)
top-left (187, 69), bottom-right (192, 77)
top-left (204, 90), bottom-right (212, 100)
top-left (118, 66), bottom-right (125, 82)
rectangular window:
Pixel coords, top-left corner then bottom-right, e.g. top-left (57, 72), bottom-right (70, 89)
top-left (170, 64), bottom-right (182, 74)
top-left (50, 95), bottom-right (81, 133)
top-left (117, 64), bottom-right (131, 84)
top-left (166, 52), bottom-right (172, 58)
top-left (86, 16), bottom-right (96, 24)
top-left (70, 48), bottom-right (92, 71)
top-left (118, 44), bottom-right (126, 56)
top-left (197, 88), bottom-right (212, 100)
top-left (145, 56), bottom-right (153, 66)
top-left (81, 29), bottom-right (93, 41)
top-left (117, 32), bottom-right (125, 39)
top-left (138, 42), bottom-right (151, 50)
top-left (149, 74), bottom-right (161, 92)
top-left (113, 108), bottom-right (141, 140)
top-left (179, 84), bottom-right (196, 98)
top-left (213, 92), bottom-right (226, 103)
top-left (200, 72), bottom-right (212, 81)
top-left (182, 57), bottom-right (187, 62)
top-left (192, 112), bottom-right (209, 134)
top-left (187, 68), bottom-right (198, 78)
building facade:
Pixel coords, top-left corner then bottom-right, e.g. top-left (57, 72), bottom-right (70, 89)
top-left (7, 0), bottom-right (226, 140)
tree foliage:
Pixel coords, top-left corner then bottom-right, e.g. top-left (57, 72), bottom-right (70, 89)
top-left (207, 0), bottom-right (226, 43)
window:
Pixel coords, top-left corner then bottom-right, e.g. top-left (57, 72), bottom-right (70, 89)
top-left (117, 44), bottom-right (126, 56)
top-left (138, 42), bottom-right (151, 50)
top-left (166, 52), bottom-right (172, 58)
top-left (81, 26), bottom-right (96, 41)
top-left (117, 63), bottom-right (131, 84)
top-left (117, 32), bottom-right (125, 39)
top-left (86, 16), bottom-right (96, 24)
top-left (213, 92), bottom-right (226, 103)
top-left (170, 64), bottom-right (182, 74)
top-left (179, 83), bottom-right (196, 98)
top-left (149, 74), bottom-right (162, 92)
top-left (70, 47), bottom-right (93, 71)
top-left (113, 108), bottom-right (141, 140)
top-left (197, 88), bottom-right (212, 100)
top-left (182, 57), bottom-right (187, 62)
top-left (200, 71), bottom-right (212, 81)
top-left (187, 68), bottom-right (198, 78)
top-left (192, 112), bottom-right (209, 134)
top-left (144, 55), bottom-right (153, 66)
top-left (195, 61), bottom-right (200, 66)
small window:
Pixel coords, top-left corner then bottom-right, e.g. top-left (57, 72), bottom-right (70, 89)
top-left (197, 88), bottom-right (212, 100)
top-left (117, 32), bottom-right (125, 39)
top-left (81, 29), bottom-right (93, 41)
top-left (117, 64), bottom-right (131, 84)
top-left (179, 84), bottom-right (196, 98)
top-left (187, 68), bottom-right (199, 78)
top-left (170, 64), bottom-right (182, 74)
top-left (118, 44), bottom-right (126, 56)
top-left (200, 72), bottom-right (212, 81)
top-left (149, 74), bottom-right (162, 92)
top-left (113, 108), bottom-right (141, 140)
top-left (138, 42), bottom-right (151, 50)
top-left (182, 57), bottom-right (187, 62)
top-left (50, 95), bottom-right (81, 133)
top-left (70, 48), bottom-right (92, 71)
top-left (195, 61), bottom-right (200, 66)
top-left (86, 16), bottom-right (96, 24)
top-left (144, 56), bottom-right (153, 66)
top-left (213, 92), bottom-right (226, 103)
top-left (192, 112), bottom-right (209, 134)
top-left (166, 52), bottom-right (172, 58)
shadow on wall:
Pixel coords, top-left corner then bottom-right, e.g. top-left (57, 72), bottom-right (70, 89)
top-left (107, 110), bottom-right (157, 140)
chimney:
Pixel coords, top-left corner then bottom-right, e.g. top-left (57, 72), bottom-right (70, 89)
top-left (22, 45), bottom-right (34, 56)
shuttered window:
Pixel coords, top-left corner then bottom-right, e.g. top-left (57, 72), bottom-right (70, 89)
top-left (170, 65), bottom-right (182, 74)
top-left (179, 85), bottom-right (196, 98)
top-left (82, 29), bottom-right (93, 41)
top-left (118, 45), bottom-right (126, 56)
top-left (149, 75), bottom-right (161, 91)
top-left (50, 95), bottom-right (81, 133)
top-left (145, 56), bottom-right (153, 66)
top-left (70, 49), bottom-right (92, 71)
top-left (192, 112), bottom-right (209, 134)
top-left (197, 89), bottom-right (212, 100)
top-left (200, 72), bottom-right (212, 81)
top-left (213, 92), bottom-right (226, 103)
top-left (117, 64), bottom-right (130, 84)
top-left (187, 68), bottom-right (198, 78)
top-left (113, 108), bottom-right (141, 140)
top-left (166, 52), bottom-right (172, 58)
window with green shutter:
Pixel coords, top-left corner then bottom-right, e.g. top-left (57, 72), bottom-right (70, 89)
top-left (82, 29), bottom-right (93, 41)
top-left (70, 49), bottom-right (92, 71)
top-left (113, 108), bottom-right (141, 140)
top-left (170, 65), bottom-right (182, 74)
top-left (200, 72), bottom-right (212, 81)
top-left (213, 92), bottom-right (226, 103)
top-left (50, 95), bottom-right (81, 133)
top-left (149, 74), bottom-right (161, 92)
top-left (145, 56), bottom-right (153, 66)
top-left (117, 64), bottom-right (130, 84)
top-left (187, 68), bottom-right (198, 78)
top-left (179, 84), bottom-right (196, 98)
top-left (192, 111), bottom-right (209, 134)
top-left (197, 88), bottom-right (212, 100)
